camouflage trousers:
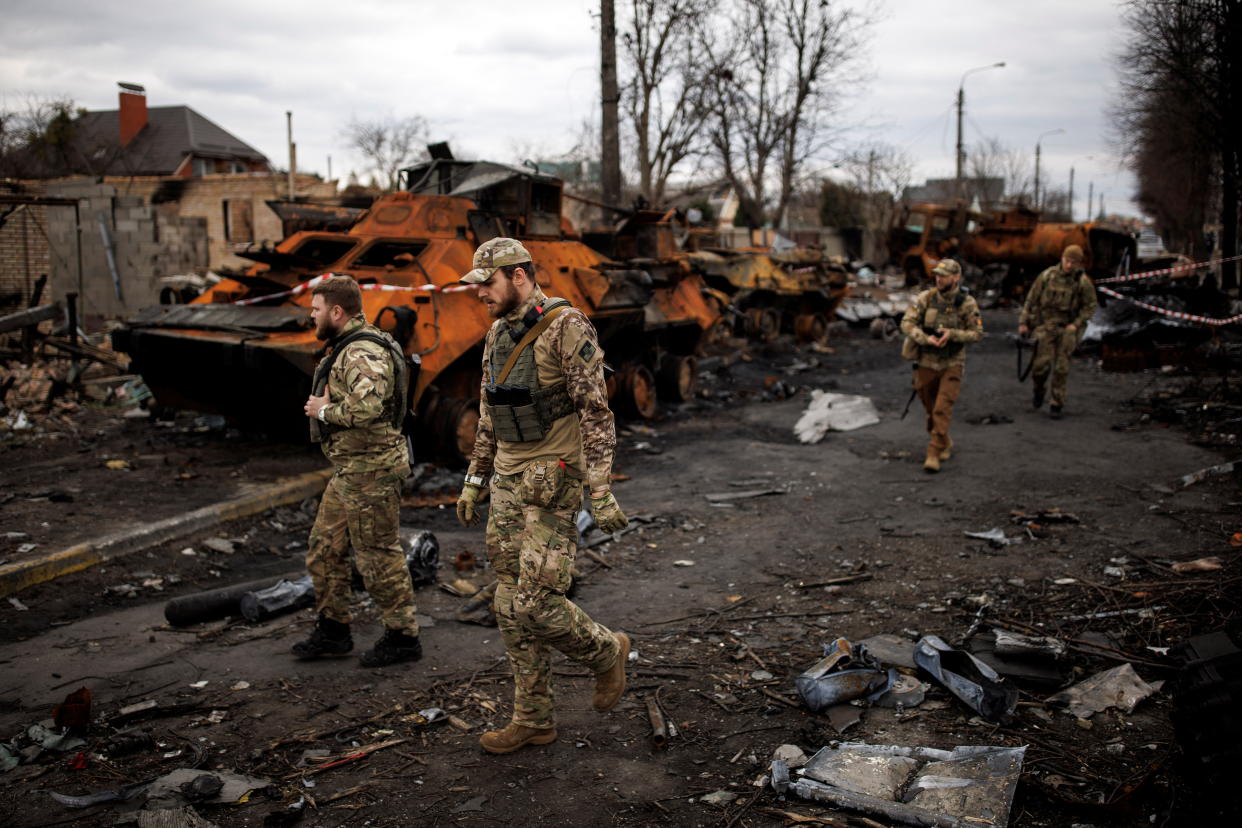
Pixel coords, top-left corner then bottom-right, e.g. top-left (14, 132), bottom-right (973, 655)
top-left (307, 467), bottom-right (419, 636)
top-left (487, 457), bottom-right (619, 730)
top-left (1032, 324), bottom-right (1083, 406)
top-left (914, 364), bottom-right (963, 454)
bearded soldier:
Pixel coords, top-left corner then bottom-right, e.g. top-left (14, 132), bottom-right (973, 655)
top-left (455, 238), bottom-right (630, 754)
top-left (296, 275), bottom-right (423, 667)
top-left (900, 259), bottom-right (984, 472)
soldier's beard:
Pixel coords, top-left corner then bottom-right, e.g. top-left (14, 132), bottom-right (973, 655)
top-left (485, 280), bottom-right (520, 318)
top-left (315, 318), bottom-right (342, 341)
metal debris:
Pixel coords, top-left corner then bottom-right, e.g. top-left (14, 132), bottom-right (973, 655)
top-left (915, 635), bottom-right (1017, 724)
top-left (1046, 663), bottom-right (1156, 718)
top-left (772, 742), bottom-right (1026, 828)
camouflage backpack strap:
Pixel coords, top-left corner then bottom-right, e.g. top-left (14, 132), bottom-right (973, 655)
top-left (312, 328), bottom-right (407, 436)
top-left (494, 300), bottom-right (571, 385)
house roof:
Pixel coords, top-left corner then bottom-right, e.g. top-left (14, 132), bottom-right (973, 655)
top-left (15, 105), bottom-right (270, 178)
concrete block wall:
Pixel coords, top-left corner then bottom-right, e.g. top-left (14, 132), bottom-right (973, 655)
top-left (43, 179), bottom-right (209, 326)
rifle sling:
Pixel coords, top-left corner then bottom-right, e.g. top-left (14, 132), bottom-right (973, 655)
top-left (495, 305), bottom-right (568, 385)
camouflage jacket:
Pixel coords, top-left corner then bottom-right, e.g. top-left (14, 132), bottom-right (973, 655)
top-left (900, 286), bottom-right (984, 370)
top-left (315, 314), bottom-right (407, 474)
top-left (1020, 265), bottom-right (1098, 330)
top-left (468, 287), bottom-right (617, 492)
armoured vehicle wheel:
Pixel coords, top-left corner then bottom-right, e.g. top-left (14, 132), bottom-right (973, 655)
top-left (615, 364), bottom-right (658, 420)
top-left (657, 355), bottom-right (697, 402)
top-left (747, 308), bottom-right (780, 341)
top-left (793, 312), bottom-right (829, 344)
top-left (423, 396), bottom-right (479, 463)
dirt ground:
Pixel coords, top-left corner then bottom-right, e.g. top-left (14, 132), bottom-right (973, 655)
top-left (1, 307), bottom-right (1239, 827)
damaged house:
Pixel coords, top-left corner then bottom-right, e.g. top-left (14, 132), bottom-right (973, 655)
top-left (0, 83), bottom-right (335, 325)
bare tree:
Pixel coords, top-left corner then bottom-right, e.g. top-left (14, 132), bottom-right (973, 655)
top-left (619, 0), bottom-right (715, 205)
top-left (967, 137), bottom-right (1032, 207)
top-left (343, 115), bottom-right (430, 192)
top-left (0, 95), bottom-right (100, 178)
top-left (1113, 0), bottom-right (1241, 289)
top-left (839, 141), bottom-right (913, 200)
top-left (705, 0), bottom-right (867, 229)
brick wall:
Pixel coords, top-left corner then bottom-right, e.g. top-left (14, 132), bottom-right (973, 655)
top-left (0, 200), bottom-right (52, 311)
top-left (169, 173), bottom-right (337, 268)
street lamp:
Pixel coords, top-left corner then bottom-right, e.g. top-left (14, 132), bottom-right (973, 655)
top-left (1033, 128), bottom-right (1065, 211)
top-left (955, 62), bottom-right (1006, 200)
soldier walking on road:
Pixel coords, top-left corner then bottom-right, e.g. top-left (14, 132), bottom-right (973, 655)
top-left (1019, 244), bottom-right (1098, 418)
top-left (295, 275), bottom-right (423, 667)
top-left (900, 259), bottom-right (984, 473)
top-left (455, 238), bottom-right (630, 755)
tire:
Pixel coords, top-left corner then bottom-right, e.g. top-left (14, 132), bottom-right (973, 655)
top-left (793, 312), bottom-right (829, 344)
top-left (747, 307), bottom-right (780, 341)
top-left (615, 363), bottom-right (658, 419)
top-left (657, 355), bottom-right (698, 402)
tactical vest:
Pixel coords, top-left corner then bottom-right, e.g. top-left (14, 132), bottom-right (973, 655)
top-left (485, 298), bottom-right (576, 443)
top-left (1036, 269), bottom-right (1085, 323)
top-left (308, 324), bottom-right (409, 443)
top-left (903, 288), bottom-right (970, 360)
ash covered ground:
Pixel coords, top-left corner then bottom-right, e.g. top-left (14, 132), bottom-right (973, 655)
top-left (1, 308), bottom-right (1239, 827)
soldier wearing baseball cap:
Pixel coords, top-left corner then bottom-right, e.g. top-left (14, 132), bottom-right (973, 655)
top-left (457, 237), bottom-right (536, 285)
top-left (1018, 244), bottom-right (1097, 418)
top-left (455, 237), bottom-right (631, 754)
top-left (899, 259), bottom-right (983, 472)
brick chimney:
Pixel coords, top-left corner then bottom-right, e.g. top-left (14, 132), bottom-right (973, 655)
top-left (118, 82), bottom-right (147, 147)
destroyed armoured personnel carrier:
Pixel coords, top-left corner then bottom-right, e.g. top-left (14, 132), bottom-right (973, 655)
top-left (890, 201), bottom-right (1137, 289)
top-left (683, 246), bottom-right (849, 344)
top-left (113, 156), bottom-right (719, 460)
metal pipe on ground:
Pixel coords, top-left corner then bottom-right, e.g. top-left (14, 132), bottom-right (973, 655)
top-left (163, 572), bottom-right (301, 626)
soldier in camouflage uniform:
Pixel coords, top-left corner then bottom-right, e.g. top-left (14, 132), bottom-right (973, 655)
top-left (454, 238), bottom-right (630, 755)
top-left (1019, 244), bottom-right (1097, 418)
top-left (295, 275), bottom-right (423, 668)
top-left (900, 259), bottom-right (984, 473)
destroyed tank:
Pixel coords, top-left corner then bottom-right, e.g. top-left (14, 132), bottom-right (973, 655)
top-left (891, 201), bottom-right (1137, 288)
top-left (683, 246), bottom-right (849, 344)
top-left (113, 156), bottom-right (720, 460)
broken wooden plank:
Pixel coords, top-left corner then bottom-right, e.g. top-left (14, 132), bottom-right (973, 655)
top-left (0, 303), bottom-right (60, 334)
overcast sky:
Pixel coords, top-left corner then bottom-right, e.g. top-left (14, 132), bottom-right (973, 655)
top-left (1, 0), bottom-right (1137, 219)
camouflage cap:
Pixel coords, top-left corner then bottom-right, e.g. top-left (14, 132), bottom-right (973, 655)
top-left (932, 259), bottom-right (961, 277)
top-left (458, 237), bottom-right (532, 284)
top-left (1062, 244), bottom-right (1085, 262)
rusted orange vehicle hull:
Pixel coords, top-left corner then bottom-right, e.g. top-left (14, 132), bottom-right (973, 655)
top-left (115, 171), bottom-right (717, 459)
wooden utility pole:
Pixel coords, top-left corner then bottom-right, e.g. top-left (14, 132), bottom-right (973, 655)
top-left (600, 0), bottom-right (622, 208)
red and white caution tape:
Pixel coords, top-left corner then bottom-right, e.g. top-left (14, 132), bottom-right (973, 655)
top-left (231, 273), bottom-right (329, 305)
top-left (1095, 254), bottom-right (1242, 284)
top-left (1097, 285), bottom-right (1242, 327)
top-left (232, 273), bottom-right (475, 305)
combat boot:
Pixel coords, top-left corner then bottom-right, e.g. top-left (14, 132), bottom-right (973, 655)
top-left (593, 632), bottom-right (631, 712)
top-left (1032, 383), bottom-right (1045, 409)
top-left (479, 723), bottom-right (558, 754)
top-left (923, 448), bottom-right (941, 473)
top-left (1049, 404), bottom-right (1063, 420)
top-left (291, 612), bottom-right (353, 659)
top-left (359, 628), bottom-right (422, 668)
top-left (939, 437), bottom-right (953, 461)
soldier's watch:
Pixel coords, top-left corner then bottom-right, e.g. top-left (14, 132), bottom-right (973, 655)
top-left (316, 405), bottom-right (327, 423)
top-left (464, 474), bottom-right (486, 488)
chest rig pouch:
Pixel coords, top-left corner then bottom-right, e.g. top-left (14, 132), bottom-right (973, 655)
top-left (486, 299), bottom-right (576, 443)
top-left (1042, 270), bottom-right (1083, 322)
top-left (903, 289), bottom-right (969, 360)
top-left (309, 325), bottom-right (410, 443)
